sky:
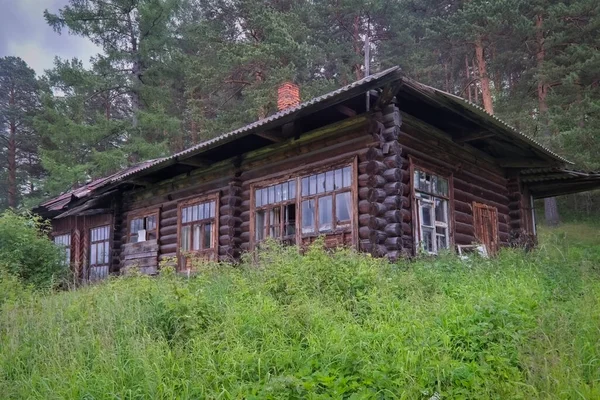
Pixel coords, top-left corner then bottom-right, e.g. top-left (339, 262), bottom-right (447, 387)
top-left (0, 0), bottom-right (100, 76)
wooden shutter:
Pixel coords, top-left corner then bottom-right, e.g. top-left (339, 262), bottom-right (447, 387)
top-left (473, 202), bottom-right (499, 255)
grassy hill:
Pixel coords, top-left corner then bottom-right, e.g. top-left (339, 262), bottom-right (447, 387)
top-left (1, 223), bottom-right (599, 399)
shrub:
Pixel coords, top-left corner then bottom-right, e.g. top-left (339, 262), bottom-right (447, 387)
top-left (0, 210), bottom-right (67, 288)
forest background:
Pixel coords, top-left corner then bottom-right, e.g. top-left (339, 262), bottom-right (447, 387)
top-left (1, 0), bottom-right (599, 224)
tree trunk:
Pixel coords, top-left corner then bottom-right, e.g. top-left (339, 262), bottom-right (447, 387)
top-left (536, 13), bottom-right (560, 226)
top-left (474, 37), bottom-right (494, 114)
top-left (7, 86), bottom-right (17, 208)
top-left (465, 54), bottom-right (472, 102)
top-left (353, 15), bottom-right (363, 80)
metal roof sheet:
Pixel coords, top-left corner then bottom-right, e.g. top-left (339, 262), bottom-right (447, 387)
top-left (39, 66), bottom-right (576, 213)
top-left (400, 78), bottom-right (571, 164)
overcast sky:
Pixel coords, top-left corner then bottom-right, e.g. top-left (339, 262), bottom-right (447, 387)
top-left (0, 0), bottom-right (100, 76)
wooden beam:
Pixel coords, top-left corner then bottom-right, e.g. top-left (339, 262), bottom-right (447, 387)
top-left (176, 157), bottom-right (208, 168)
top-left (335, 104), bottom-right (357, 117)
top-left (497, 158), bottom-right (555, 168)
top-left (454, 131), bottom-right (496, 143)
top-left (254, 130), bottom-right (283, 143)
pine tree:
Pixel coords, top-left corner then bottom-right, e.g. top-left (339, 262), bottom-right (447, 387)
top-left (0, 57), bottom-right (41, 208)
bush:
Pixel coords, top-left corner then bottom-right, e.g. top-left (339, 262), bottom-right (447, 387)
top-left (0, 210), bottom-right (67, 288)
top-left (0, 224), bottom-right (599, 398)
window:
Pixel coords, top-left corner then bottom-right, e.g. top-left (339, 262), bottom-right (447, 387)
top-left (301, 166), bottom-right (352, 234)
top-left (413, 169), bottom-right (450, 254)
top-left (89, 225), bottom-right (110, 281)
top-left (54, 233), bottom-right (71, 266)
top-left (129, 212), bottom-right (158, 243)
top-left (251, 164), bottom-right (355, 248)
top-left (179, 199), bottom-right (217, 257)
top-left (254, 180), bottom-right (296, 243)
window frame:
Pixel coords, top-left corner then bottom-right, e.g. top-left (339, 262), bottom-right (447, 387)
top-left (88, 224), bottom-right (111, 281)
top-left (127, 207), bottom-right (160, 244)
top-left (249, 157), bottom-right (358, 250)
top-left (253, 179), bottom-right (297, 244)
top-left (177, 193), bottom-right (220, 268)
top-left (409, 157), bottom-right (454, 255)
top-left (53, 231), bottom-right (72, 267)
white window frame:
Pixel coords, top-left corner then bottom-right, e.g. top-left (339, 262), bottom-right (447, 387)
top-left (412, 167), bottom-right (452, 255)
top-left (54, 233), bottom-right (71, 266)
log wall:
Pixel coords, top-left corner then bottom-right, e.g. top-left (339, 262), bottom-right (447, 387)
top-left (51, 103), bottom-right (531, 274)
top-left (399, 116), bottom-right (512, 252)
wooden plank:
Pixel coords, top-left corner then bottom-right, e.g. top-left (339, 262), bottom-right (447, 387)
top-left (123, 257), bottom-right (158, 268)
top-left (122, 240), bottom-right (159, 256)
top-left (124, 251), bottom-right (158, 261)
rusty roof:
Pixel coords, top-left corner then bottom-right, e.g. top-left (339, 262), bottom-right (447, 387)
top-left (38, 66), bottom-right (577, 214)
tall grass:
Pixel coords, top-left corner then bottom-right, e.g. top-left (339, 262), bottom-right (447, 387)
top-left (1, 224), bottom-right (599, 399)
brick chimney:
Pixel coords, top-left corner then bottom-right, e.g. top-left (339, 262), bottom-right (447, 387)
top-left (277, 82), bottom-right (300, 111)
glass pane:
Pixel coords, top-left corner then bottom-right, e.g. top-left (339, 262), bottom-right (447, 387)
top-left (147, 215), bottom-right (157, 231)
top-left (421, 203), bottom-right (433, 227)
top-left (342, 167), bottom-right (352, 188)
top-left (181, 225), bottom-right (191, 251)
top-left (255, 189), bottom-right (262, 207)
top-left (282, 183), bottom-right (288, 201)
top-left (289, 180), bottom-right (296, 199)
top-left (437, 177), bottom-right (448, 196)
top-left (302, 200), bottom-right (315, 234)
top-left (261, 189), bottom-right (268, 207)
top-left (103, 242), bottom-right (110, 264)
top-left (90, 243), bottom-right (97, 266)
top-left (268, 186), bottom-right (275, 205)
top-left (285, 204), bottom-right (296, 236)
top-left (256, 210), bottom-right (265, 241)
top-left (318, 195), bottom-right (333, 232)
top-left (301, 177), bottom-right (309, 195)
top-left (210, 201), bottom-right (215, 218)
top-left (193, 224), bottom-right (201, 251)
top-left (275, 184), bottom-right (282, 202)
top-left (181, 207), bottom-right (187, 223)
top-left (317, 173), bottom-right (326, 194)
top-left (309, 174), bottom-right (317, 195)
top-left (325, 171), bottom-right (334, 192)
top-left (435, 198), bottom-right (447, 223)
top-left (192, 205), bottom-right (198, 221)
top-left (435, 228), bottom-right (448, 251)
top-left (270, 207), bottom-right (281, 238)
top-left (336, 192), bottom-right (351, 222)
top-left (204, 223), bottom-right (213, 249)
top-left (422, 228), bottom-right (434, 253)
top-left (334, 168), bottom-right (343, 190)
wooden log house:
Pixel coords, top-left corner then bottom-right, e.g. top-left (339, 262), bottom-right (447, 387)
top-left (35, 67), bottom-right (600, 281)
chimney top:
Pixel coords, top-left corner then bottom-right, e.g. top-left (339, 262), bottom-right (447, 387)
top-left (277, 82), bottom-right (300, 111)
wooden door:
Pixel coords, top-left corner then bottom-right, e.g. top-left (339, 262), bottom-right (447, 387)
top-left (473, 202), bottom-right (499, 255)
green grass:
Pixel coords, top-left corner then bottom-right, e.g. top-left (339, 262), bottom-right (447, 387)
top-left (1, 223), bottom-right (600, 399)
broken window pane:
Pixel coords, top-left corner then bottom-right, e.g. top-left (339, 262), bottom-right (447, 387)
top-left (285, 204), bottom-right (296, 236)
top-left (270, 207), bottom-right (281, 238)
top-left (325, 170), bottom-right (334, 192)
top-left (334, 168), bottom-right (343, 190)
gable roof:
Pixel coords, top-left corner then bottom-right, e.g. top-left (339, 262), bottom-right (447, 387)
top-left (37, 67), bottom-right (580, 216)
